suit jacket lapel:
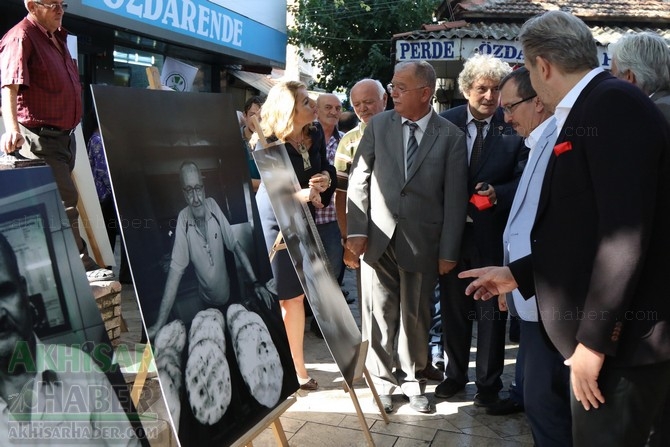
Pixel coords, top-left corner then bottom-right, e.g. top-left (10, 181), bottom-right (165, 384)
top-left (388, 112), bottom-right (405, 178)
top-left (406, 112), bottom-right (440, 182)
top-left (473, 110), bottom-right (506, 175)
top-left (536, 71), bottom-right (611, 219)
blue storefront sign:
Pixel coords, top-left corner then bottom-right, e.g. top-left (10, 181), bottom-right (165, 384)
top-left (83, 0), bottom-right (287, 66)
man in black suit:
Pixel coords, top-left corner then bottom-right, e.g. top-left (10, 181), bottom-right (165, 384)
top-left (460, 11), bottom-right (670, 446)
top-left (435, 54), bottom-right (528, 407)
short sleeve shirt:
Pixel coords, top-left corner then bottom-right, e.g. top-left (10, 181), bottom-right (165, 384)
top-left (170, 198), bottom-right (237, 305)
top-left (334, 123), bottom-right (366, 190)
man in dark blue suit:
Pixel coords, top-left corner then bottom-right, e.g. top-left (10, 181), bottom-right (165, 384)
top-left (435, 54), bottom-right (528, 406)
top-left (461, 11), bottom-right (670, 446)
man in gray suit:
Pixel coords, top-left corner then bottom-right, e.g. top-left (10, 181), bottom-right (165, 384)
top-left (346, 61), bottom-right (468, 413)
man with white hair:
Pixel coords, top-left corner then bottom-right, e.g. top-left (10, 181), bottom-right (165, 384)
top-left (435, 54), bottom-right (527, 408)
top-left (334, 79), bottom-right (387, 271)
top-left (0, 0), bottom-right (113, 282)
top-left (610, 31), bottom-right (670, 121)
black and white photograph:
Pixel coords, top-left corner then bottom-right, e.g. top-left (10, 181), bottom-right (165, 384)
top-left (0, 166), bottom-right (146, 446)
top-left (253, 144), bottom-right (362, 386)
top-left (91, 85), bottom-right (298, 446)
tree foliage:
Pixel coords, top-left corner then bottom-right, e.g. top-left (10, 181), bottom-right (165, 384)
top-left (288, 0), bottom-right (439, 93)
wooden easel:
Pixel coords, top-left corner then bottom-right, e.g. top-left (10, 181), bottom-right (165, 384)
top-left (252, 116), bottom-right (389, 447)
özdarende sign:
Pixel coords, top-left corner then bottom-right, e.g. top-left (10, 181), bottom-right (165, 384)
top-left (84, 0), bottom-right (287, 64)
top-left (396, 38), bottom-right (612, 68)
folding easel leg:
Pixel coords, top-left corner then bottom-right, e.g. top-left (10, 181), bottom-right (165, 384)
top-left (345, 383), bottom-right (376, 446)
top-left (271, 419), bottom-right (289, 447)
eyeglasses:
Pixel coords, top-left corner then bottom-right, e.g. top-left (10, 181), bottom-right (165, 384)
top-left (32, 1), bottom-right (68, 11)
top-left (501, 95), bottom-right (536, 115)
top-left (387, 83), bottom-right (428, 95)
top-left (183, 185), bottom-right (204, 198)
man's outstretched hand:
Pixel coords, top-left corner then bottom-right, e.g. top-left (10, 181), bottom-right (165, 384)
top-left (458, 266), bottom-right (518, 300)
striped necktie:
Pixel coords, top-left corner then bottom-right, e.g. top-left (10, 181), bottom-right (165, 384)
top-left (406, 121), bottom-right (419, 173)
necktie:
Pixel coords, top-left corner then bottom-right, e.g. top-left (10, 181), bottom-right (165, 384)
top-left (470, 119), bottom-right (486, 175)
top-left (406, 121), bottom-right (419, 173)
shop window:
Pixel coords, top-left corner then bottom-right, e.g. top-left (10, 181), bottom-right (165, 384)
top-left (113, 45), bottom-right (211, 92)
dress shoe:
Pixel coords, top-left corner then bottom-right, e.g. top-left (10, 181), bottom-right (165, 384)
top-left (408, 395), bottom-right (431, 413)
top-left (485, 398), bottom-right (524, 415)
top-left (417, 363), bottom-right (444, 381)
top-left (473, 392), bottom-right (500, 407)
top-left (376, 394), bottom-right (393, 413)
top-left (434, 378), bottom-right (465, 399)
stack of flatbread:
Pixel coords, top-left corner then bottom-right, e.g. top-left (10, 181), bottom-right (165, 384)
top-left (227, 304), bottom-right (283, 408)
top-left (154, 319), bottom-right (186, 432)
top-left (185, 309), bottom-right (232, 425)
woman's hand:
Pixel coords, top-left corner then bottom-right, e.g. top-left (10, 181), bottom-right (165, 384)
top-left (309, 172), bottom-right (331, 193)
top-left (297, 187), bottom-right (324, 208)
top-left (308, 187), bottom-right (324, 208)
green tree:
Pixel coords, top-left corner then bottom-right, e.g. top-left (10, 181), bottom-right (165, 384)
top-left (289, 0), bottom-right (439, 93)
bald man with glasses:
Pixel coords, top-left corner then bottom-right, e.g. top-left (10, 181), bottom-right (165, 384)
top-left (0, 0), bottom-right (113, 283)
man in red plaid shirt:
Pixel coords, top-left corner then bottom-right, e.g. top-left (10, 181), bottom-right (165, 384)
top-left (0, 0), bottom-right (113, 282)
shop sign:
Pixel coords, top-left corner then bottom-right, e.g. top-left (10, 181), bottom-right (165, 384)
top-left (84, 0), bottom-right (287, 63)
top-left (396, 38), bottom-right (612, 68)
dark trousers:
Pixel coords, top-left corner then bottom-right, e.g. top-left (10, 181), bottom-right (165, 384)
top-left (20, 126), bottom-right (97, 270)
top-left (571, 359), bottom-right (670, 447)
top-left (508, 322), bottom-right (525, 405)
top-left (521, 320), bottom-right (572, 447)
top-left (440, 228), bottom-right (507, 394)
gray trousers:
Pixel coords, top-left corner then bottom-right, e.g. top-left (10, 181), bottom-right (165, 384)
top-left (361, 241), bottom-right (437, 396)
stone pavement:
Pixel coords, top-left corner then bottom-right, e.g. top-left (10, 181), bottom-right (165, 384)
top-left (117, 267), bottom-right (533, 446)
top-left (251, 268), bottom-right (533, 447)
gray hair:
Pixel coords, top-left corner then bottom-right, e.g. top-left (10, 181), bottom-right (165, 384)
top-left (395, 61), bottom-right (436, 93)
top-left (610, 32), bottom-right (670, 95)
top-left (499, 67), bottom-right (536, 99)
top-left (458, 54), bottom-right (511, 95)
top-left (520, 11), bottom-right (599, 73)
top-left (350, 79), bottom-right (385, 102)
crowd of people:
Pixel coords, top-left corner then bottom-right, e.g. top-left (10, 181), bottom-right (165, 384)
top-left (1, 1), bottom-right (669, 446)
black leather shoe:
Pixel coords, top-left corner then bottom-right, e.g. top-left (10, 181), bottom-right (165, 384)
top-left (485, 398), bottom-right (524, 415)
top-left (474, 392), bottom-right (500, 407)
top-left (408, 395), bottom-right (431, 413)
top-left (376, 394), bottom-right (393, 413)
top-left (434, 378), bottom-right (465, 399)
top-left (417, 363), bottom-right (444, 382)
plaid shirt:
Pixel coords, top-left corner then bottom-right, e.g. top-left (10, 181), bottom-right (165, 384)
top-left (0, 16), bottom-right (82, 130)
top-left (315, 129), bottom-right (342, 224)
